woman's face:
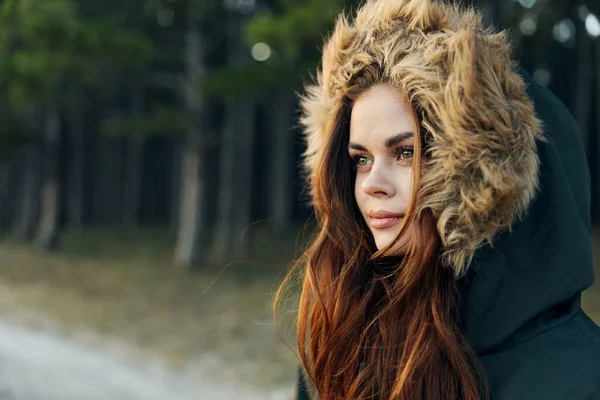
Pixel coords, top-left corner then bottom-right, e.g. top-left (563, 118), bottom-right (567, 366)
top-left (349, 84), bottom-right (416, 255)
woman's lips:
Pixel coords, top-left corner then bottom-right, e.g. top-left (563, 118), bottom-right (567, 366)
top-left (369, 217), bottom-right (402, 229)
top-left (367, 210), bottom-right (404, 229)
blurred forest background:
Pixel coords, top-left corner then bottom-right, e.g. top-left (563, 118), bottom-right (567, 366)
top-left (0, 0), bottom-right (599, 397)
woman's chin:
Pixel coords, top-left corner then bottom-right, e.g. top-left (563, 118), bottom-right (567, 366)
top-left (374, 233), bottom-right (407, 256)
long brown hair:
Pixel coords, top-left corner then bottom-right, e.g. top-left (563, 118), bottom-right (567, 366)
top-left (274, 64), bottom-right (488, 400)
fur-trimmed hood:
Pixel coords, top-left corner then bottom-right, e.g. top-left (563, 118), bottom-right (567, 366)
top-left (299, 0), bottom-right (544, 276)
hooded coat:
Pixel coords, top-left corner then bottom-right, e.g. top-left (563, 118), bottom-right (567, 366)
top-left (294, 0), bottom-right (600, 398)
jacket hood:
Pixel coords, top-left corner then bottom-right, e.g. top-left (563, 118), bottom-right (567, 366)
top-left (299, 0), bottom-right (544, 276)
top-left (299, 0), bottom-right (596, 358)
top-left (457, 68), bottom-right (596, 354)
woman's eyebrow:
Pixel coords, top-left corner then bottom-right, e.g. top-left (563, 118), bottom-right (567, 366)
top-left (384, 132), bottom-right (413, 148)
top-left (348, 132), bottom-right (413, 151)
top-left (348, 143), bottom-right (367, 151)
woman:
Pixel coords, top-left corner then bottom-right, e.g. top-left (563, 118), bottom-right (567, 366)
top-left (277, 0), bottom-right (600, 399)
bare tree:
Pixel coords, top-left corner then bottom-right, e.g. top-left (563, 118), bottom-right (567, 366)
top-left (269, 89), bottom-right (294, 232)
top-left (574, 25), bottom-right (593, 152)
top-left (173, 12), bottom-right (206, 268)
top-left (14, 146), bottom-right (41, 239)
top-left (36, 105), bottom-right (61, 250)
top-left (66, 94), bottom-right (86, 232)
top-left (595, 39), bottom-right (600, 217)
top-left (232, 95), bottom-right (256, 258)
top-left (122, 85), bottom-right (145, 233)
top-left (0, 162), bottom-right (17, 230)
top-left (212, 11), bottom-right (256, 262)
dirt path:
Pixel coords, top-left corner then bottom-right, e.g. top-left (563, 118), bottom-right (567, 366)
top-left (0, 319), bottom-right (292, 400)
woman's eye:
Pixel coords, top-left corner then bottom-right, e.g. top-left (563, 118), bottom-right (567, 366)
top-left (353, 156), bottom-right (372, 168)
top-left (397, 147), bottom-right (414, 160)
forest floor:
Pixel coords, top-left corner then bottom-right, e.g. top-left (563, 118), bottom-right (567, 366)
top-left (0, 225), bottom-right (307, 396)
top-left (0, 225), bottom-right (598, 399)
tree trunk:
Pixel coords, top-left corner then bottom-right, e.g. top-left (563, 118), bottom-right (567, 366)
top-left (0, 163), bottom-right (13, 231)
top-left (595, 40), bottom-right (600, 223)
top-left (212, 13), bottom-right (253, 263)
top-left (574, 27), bottom-right (592, 153)
top-left (91, 139), bottom-right (104, 223)
top-left (6, 161), bottom-right (19, 230)
top-left (494, 0), bottom-right (513, 28)
top-left (122, 137), bottom-right (144, 233)
top-left (14, 147), bottom-right (40, 240)
top-left (93, 122), bottom-right (124, 226)
top-left (269, 90), bottom-right (294, 232)
top-left (36, 106), bottom-right (61, 251)
top-left (122, 87), bottom-right (145, 233)
top-left (174, 144), bottom-right (203, 266)
top-left (108, 138), bottom-right (124, 225)
top-left (169, 140), bottom-right (181, 235)
top-left (173, 15), bottom-right (205, 269)
top-left (232, 96), bottom-right (256, 259)
top-left (214, 96), bottom-right (258, 261)
top-left (477, 0), bottom-right (497, 28)
top-left (212, 97), bottom-right (237, 261)
top-left (66, 98), bottom-right (85, 232)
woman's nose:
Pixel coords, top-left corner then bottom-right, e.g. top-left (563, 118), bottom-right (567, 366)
top-left (361, 164), bottom-right (396, 198)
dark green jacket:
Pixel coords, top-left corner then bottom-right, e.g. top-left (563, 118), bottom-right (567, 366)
top-left (294, 67), bottom-right (600, 400)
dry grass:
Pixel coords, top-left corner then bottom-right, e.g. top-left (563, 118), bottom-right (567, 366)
top-left (0, 225), bottom-right (307, 390)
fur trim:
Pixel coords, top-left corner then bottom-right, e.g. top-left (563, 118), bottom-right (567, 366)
top-left (299, 0), bottom-right (544, 277)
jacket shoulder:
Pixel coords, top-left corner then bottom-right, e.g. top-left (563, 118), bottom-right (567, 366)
top-left (480, 309), bottom-right (600, 400)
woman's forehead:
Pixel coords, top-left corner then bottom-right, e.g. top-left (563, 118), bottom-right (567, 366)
top-left (349, 85), bottom-right (415, 143)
